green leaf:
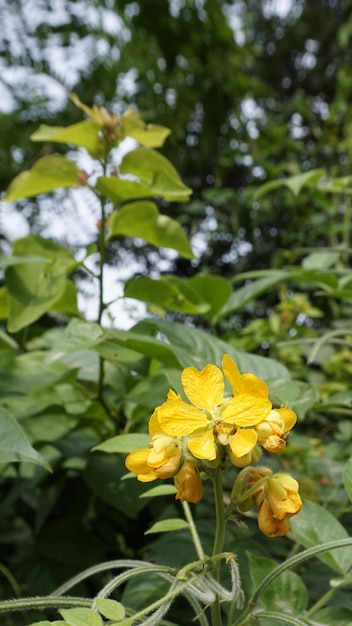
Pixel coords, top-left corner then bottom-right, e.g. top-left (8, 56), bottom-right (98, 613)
top-left (140, 484), bottom-right (177, 498)
top-left (145, 518), bottom-right (190, 534)
top-left (248, 553), bottom-right (308, 614)
top-left (122, 109), bottom-right (171, 147)
top-left (124, 276), bottom-right (209, 314)
top-left (267, 379), bottom-right (319, 419)
top-left (3, 155), bottom-right (81, 201)
top-left (254, 169), bottom-right (324, 199)
top-left (108, 201), bottom-right (194, 258)
top-left (312, 607), bottom-right (352, 625)
top-left (97, 176), bottom-right (154, 204)
top-left (31, 120), bottom-right (103, 156)
top-left (5, 235), bottom-right (78, 332)
top-left (302, 251), bottom-right (340, 270)
top-left (0, 407), bottom-right (49, 468)
top-left (291, 500), bottom-right (352, 575)
top-left (96, 598), bottom-right (125, 620)
top-left (343, 458), bottom-right (352, 502)
top-left (27, 622), bottom-right (69, 626)
top-left (120, 147), bottom-right (192, 201)
top-left (188, 274), bottom-right (232, 323)
top-left (59, 608), bottom-right (102, 626)
top-left (92, 433), bottom-right (150, 453)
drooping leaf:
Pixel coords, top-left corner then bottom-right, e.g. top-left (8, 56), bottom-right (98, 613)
top-left (120, 147), bottom-right (192, 201)
top-left (122, 109), bottom-right (171, 147)
top-left (0, 407), bottom-right (49, 468)
top-left (31, 120), bottom-right (103, 156)
top-left (145, 518), bottom-right (190, 534)
top-left (3, 155), bottom-right (81, 201)
top-left (248, 553), bottom-right (308, 614)
top-left (291, 500), bottom-right (352, 575)
top-left (5, 235), bottom-right (78, 332)
top-left (108, 201), bottom-right (195, 258)
top-left (124, 275), bottom-right (209, 313)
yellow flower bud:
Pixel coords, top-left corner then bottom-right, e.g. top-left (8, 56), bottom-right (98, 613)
top-left (257, 473), bottom-right (302, 537)
top-left (174, 461), bottom-right (203, 503)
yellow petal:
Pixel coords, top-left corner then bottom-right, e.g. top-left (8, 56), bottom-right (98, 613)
top-left (158, 397), bottom-right (208, 436)
top-left (276, 407), bottom-right (297, 431)
top-left (188, 430), bottom-right (217, 460)
top-left (258, 500), bottom-right (290, 537)
top-left (229, 428), bottom-right (257, 457)
top-left (149, 408), bottom-right (163, 437)
top-left (181, 364), bottom-right (224, 410)
top-left (125, 448), bottom-right (151, 474)
top-left (222, 393), bottom-right (272, 426)
top-left (222, 355), bottom-right (268, 396)
top-left (138, 472), bottom-right (158, 483)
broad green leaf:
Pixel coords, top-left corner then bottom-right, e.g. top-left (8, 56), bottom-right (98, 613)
top-left (267, 379), bottom-right (319, 419)
top-left (122, 109), bottom-right (171, 147)
top-left (254, 169), bottom-right (324, 199)
top-left (84, 454), bottom-right (148, 519)
top-left (6, 235), bottom-right (78, 332)
top-left (23, 413), bottom-right (78, 444)
top-left (0, 286), bottom-right (8, 318)
top-left (0, 407), bottom-right (49, 468)
top-left (188, 274), bottom-right (232, 323)
top-left (248, 553), bottom-right (308, 614)
top-left (27, 622), bottom-right (69, 626)
top-left (49, 279), bottom-right (80, 316)
top-left (291, 500), bottom-right (352, 574)
top-left (97, 176), bottom-right (154, 204)
top-left (120, 148), bottom-right (192, 201)
top-left (302, 251), bottom-right (340, 270)
top-left (0, 254), bottom-right (49, 268)
top-left (216, 269), bottom-right (337, 321)
top-left (3, 155), bottom-right (81, 201)
top-left (124, 276), bottom-right (209, 313)
top-left (108, 201), bottom-right (194, 258)
top-left (96, 598), bottom-right (125, 620)
top-left (311, 607), bottom-right (352, 625)
top-left (59, 608), bottom-right (102, 626)
top-left (31, 120), bottom-right (103, 156)
top-left (140, 484), bottom-right (177, 498)
top-left (96, 319), bottom-right (290, 381)
top-left (93, 433), bottom-right (150, 453)
top-left (145, 518), bottom-right (190, 534)
top-left (343, 458), bottom-right (352, 502)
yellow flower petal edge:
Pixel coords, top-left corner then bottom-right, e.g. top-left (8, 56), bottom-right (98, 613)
top-left (222, 354), bottom-right (269, 397)
top-left (181, 364), bottom-right (224, 411)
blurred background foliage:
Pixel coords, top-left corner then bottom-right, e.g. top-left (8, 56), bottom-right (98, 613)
top-left (1, 1), bottom-right (352, 623)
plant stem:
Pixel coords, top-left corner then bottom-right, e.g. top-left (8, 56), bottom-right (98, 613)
top-left (182, 501), bottom-right (205, 560)
top-left (0, 596), bottom-right (92, 613)
top-left (97, 162), bottom-right (108, 411)
top-left (210, 466), bottom-right (226, 626)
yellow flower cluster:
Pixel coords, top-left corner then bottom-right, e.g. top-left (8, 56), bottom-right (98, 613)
top-left (125, 355), bottom-right (301, 531)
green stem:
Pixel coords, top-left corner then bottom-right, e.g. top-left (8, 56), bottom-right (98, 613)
top-left (251, 611), bottom-right (310, 626)
top-left (97, 171), bottom-right (109, 412)
top-left (210, 466), bottom-right (226, 626)
top-left (182, 501), bottom-right (205, 560)
top-left (0, 596), bottom-right (92, 614)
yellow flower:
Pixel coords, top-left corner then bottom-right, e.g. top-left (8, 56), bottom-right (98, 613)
top-left (174, 461), bottom-right (204, 503)
top-left (256, 408), bottom-right (297, 453)
top-left (157, 355), bottom-right (272, 462)
top-left (257, 473), bottom-right (302, 537)
top-left (125, 409), bottom-right (182, 482)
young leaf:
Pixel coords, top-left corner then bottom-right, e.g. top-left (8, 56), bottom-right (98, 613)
top-left (120, 148), bottom-right (192, 201)
top-left (108, 201), bottom-right (195, 259)
top-left (92, 433), bottom-right (150, 453)
top-left (31, 120), bottom-right (103, 156)
top-left (3, 155), bottom-right (81, 201)
top-left (291, 500), bottom-right (352, 575)
top-left (145, 518), bottom-right (190, 534)
top-left (97, 176), bottom-right (154, 204)
top-left (122, 109), bottom-right (171, 147)
top-left (59, 608), bottom-right (103, 626)
top-left (95, 598), bottom-right (125, 620)
top-left (0, 407), bottom-right (50, 468)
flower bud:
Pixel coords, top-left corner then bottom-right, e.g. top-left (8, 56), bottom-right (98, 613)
top-left (174, 461), bottom-right (203, 503)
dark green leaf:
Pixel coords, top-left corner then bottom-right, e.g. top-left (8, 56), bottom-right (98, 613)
top-left (343, 458), bottom-right (352, 502)
top-left (92, 433), bottom-right (150, 453)
top-left (124, 275), bottom-right (208, 313)
top-left (248, 553), bottom-right (308, 613)
top-left (0, 407), bottom-right (49, 468)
